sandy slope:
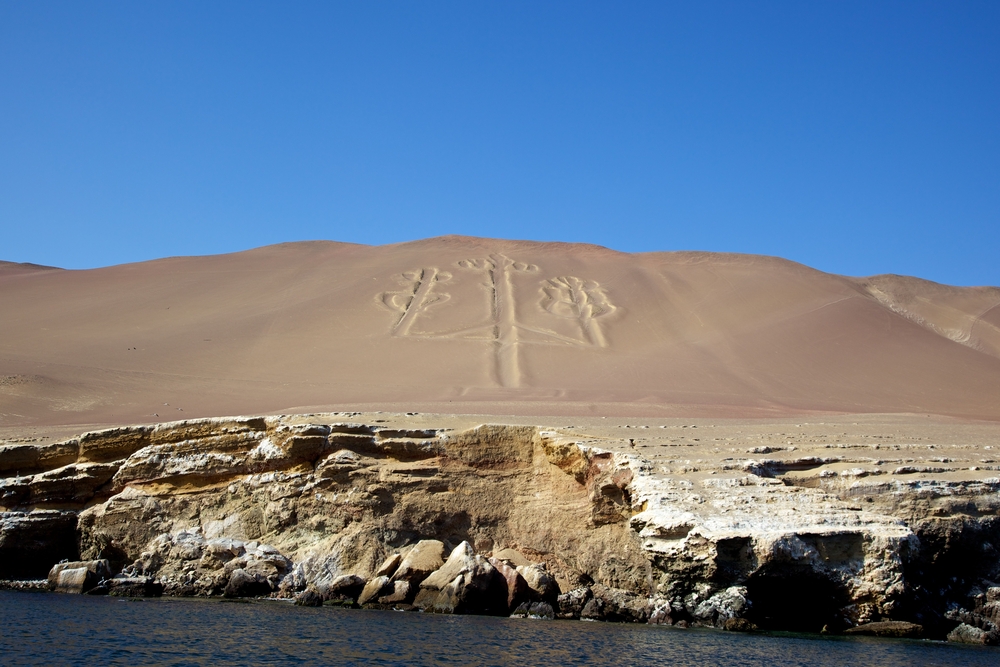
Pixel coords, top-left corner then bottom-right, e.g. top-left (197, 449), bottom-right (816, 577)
top-left (1, 236), bottom-right (999, 428)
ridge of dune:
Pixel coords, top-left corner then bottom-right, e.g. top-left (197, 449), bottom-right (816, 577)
top-left (857, 274), bottom-right (1000, 360)
top-left (0, 261), bottom-right (63, 276)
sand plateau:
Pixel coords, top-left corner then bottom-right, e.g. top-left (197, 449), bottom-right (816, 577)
top-left (2, 237), bottom-right (1000, 641)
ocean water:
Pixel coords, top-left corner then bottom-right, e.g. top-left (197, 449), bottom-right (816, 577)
top-left (1, 591), bottom-right (996, 666)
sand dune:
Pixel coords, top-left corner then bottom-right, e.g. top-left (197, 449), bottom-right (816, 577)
top-left (859, 274), bottom-right (1000, 360)
top-left (2, 236), bottom-right (999, 427)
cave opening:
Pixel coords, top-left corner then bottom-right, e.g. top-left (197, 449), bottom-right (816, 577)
top-left (744, 567), bottom-right (849, 633)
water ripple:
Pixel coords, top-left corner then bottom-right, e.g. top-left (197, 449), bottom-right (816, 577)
top-left (2, 592), bottom-right (996, 666)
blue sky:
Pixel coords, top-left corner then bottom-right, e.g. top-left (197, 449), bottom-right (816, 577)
top-left (1, 2), bottom-right (998, 285)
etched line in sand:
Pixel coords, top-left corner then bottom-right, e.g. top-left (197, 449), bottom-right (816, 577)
top-left (379, 268), bottom-right (452, 336)
top-left (539, 276), bottom-right (617, 348)
top-left (377, 254), bottom-right (616, 389)
top-left (458, 254), bottom-right (538, 388)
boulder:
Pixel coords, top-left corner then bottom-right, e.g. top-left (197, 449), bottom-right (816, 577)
top-left (54, 568), bottom-right (99, 595)
top-left (488, 557), bottom-right (530, 612)
top-left (584, 584), bottom-right (651, 623)
top-left (104, 576), bottom-right (163, 597)
top-left (324, 574), bottom-right (366, 602)
top-left (845, 621), bottom-right (923, 639)
top-left (691, 586), bottom-right (749, 627)
top-left (48, 560), bottom-right (112, 594)
top-left (947, 623), bottom-right (1000, 645)
top-left (205, 538), bottom-right (245, 562)
top-left (358, 575), bottom-right (392, 605)
top-left (417, 574), bottom-right (464, 614)
top-left (294, 588), bottom-right (324, 607)
top-left (414, 542), bottom-right (508, 615)
top-left (556, 587), bottom-right (593, 620)
top-left (418, 541), bottom-right (476, 591)
top-left (373, 553), bottom-right (402, 578)
top-left (515, 563), bottom-right (560, 607)
top-left (648, 604), bottom-right (673, 626)
top-left (378, 580), bottom-right (413, 605)
top-left (492, 548), bottom-right (532, 568)
top-left (223, 568), bottom-right (271, 598)
top-left (391, 540), bottom-right (445, 585)
top-left (724, 618), bottom-right (759, 632)
top-left (581, 597), bottom-right (604, 620)
top-left (510, 601), bottom-right (555, 619)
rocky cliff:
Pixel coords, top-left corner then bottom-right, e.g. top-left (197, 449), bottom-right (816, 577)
top-left (2, 413), bottom-right (999, 643)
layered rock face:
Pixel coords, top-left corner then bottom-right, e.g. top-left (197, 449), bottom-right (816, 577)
top-left (2, 414), bottom-right (999, 641)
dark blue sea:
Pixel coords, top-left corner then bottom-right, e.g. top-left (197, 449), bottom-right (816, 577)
top-left (1, 591), bottom-right (996, 666)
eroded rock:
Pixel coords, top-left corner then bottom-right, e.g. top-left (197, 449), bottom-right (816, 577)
top-left (128, 529), bottom-right (292, 597)
top-left (511, 601), bottom-right (555, 619)
top-left (845, 621), bottom-right (923, 639)
top-left (294, 588), bottom-right (324, 607)
top-left (414, 542), bottom-right (508, 615)
top-left (374, 553), bottom-right (402, 579)
top-left (322, 574), bottom-right (366, 603)
top-left (392, 540), bottom-right (445, 585)
top-left (516, 563), bottom-right (560, 607)
top-left (489, 557), bottom-right (530, 611)
top-left (358, 575), bottom-right (392, 606)
top-left (225, 568), bottom-right (271, 598)
top-left (582, 584), bottom-right (651, 623)
top-left (377, 580), bottom-right (413, 605)
top-left (88, 575), bottom-right (163, 598)
top-left (557, 587), bottom-right (594, 620)
top-left (2, 415), bottom-right (999, 637)
top-left (947, 623), bottom-right (1000, 645)
top-left (48, 560), bottom-right (111, 594)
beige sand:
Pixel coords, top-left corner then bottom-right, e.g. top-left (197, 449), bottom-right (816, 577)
top-left (2, 236), bottom-right (999, 431)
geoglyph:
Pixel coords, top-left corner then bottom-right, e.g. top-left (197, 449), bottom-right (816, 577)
top-left (379, 253), bottom-right (616, 387)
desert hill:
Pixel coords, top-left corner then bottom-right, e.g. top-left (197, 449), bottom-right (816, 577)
top-left (2, 236), bottom-right (999, 427)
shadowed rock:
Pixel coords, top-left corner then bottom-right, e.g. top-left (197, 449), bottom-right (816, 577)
top-left (377, 580), bottom-right (413, 605)
top-left (47, 560), bottom-right (112, 595)
top-left (294, 589), bottom-right (324, 607)
top-left (516, 563), bottom-right (560, 607)
top-left (947, 623), bottom-right (1000, 645)
top-left (224, 568), bottom-right (271, 598)
top-left (414, 542), bottom-right (508, 615)
top-left (557, 587), bottom-right (593, 620)
top-left (582, 585), bottom-right (651, 623)
top-left (323, 574), bottom-right (366, 603)
top-left (88, 576), bottom-right (163, 597)
top-left (845, 621), bottom-right (923, 638)
top-left (488, 556), bottom-right (530, 612)
top-left (511, 601), bottom-right (555, 619)
top-left (358, 575), bottom-right (392, 606)
top-left (724, 618), bottom-right (759, 632)
top-left (1, 511), bottom-right (79, 579)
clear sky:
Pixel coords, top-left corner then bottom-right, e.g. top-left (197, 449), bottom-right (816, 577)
top-left (1, 2), bottom-right (998, 285)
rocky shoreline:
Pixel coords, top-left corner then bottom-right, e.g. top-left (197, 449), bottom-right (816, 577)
top-left (2, 414), bottom-right (999, 646)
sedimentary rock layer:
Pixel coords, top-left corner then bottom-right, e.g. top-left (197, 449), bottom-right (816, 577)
top-left (2, 413), bottom-right (999, 642)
